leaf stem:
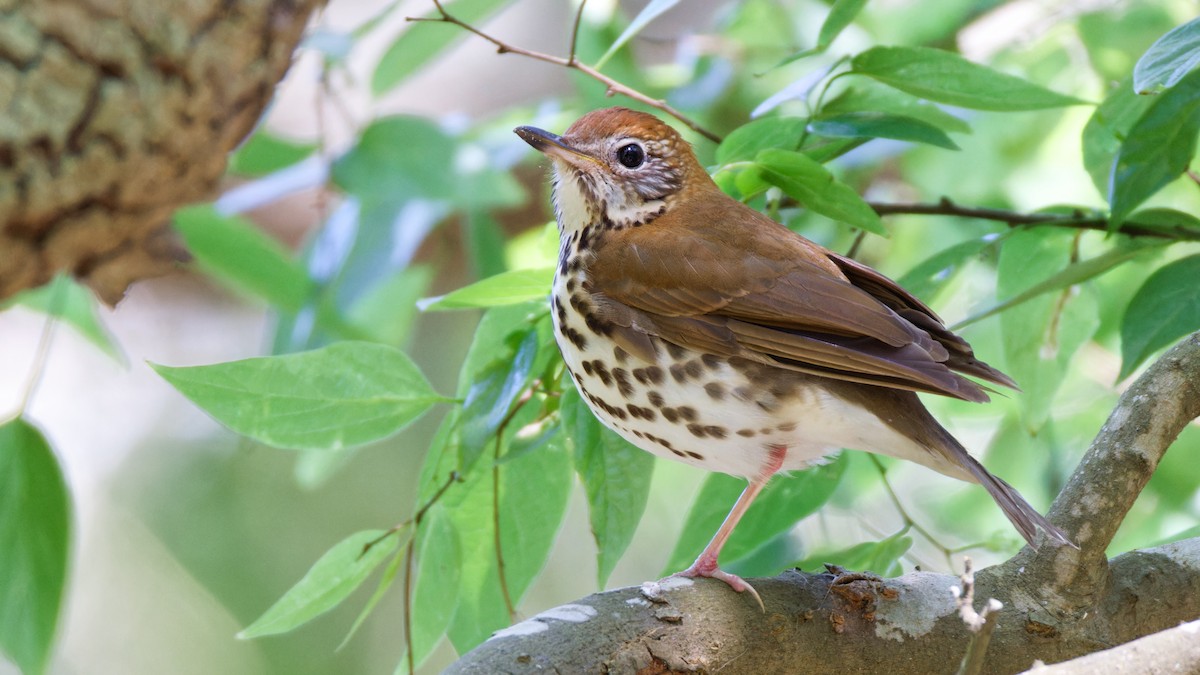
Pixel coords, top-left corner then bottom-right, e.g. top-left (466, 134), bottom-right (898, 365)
top-left (18, 279), bottom-right (66, 415)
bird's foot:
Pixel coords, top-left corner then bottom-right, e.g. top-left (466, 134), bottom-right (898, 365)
top-left (672, 557), bottom-right (765, 611)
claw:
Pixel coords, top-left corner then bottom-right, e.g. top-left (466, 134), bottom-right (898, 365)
top-left (673, 560), bottom-right (765, 612)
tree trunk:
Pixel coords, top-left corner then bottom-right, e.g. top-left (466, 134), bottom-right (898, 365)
top-left (0, 0), bottom-right (323, 303)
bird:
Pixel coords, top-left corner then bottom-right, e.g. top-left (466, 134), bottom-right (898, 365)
top-left (513, 107), bottom-right (1071, 603)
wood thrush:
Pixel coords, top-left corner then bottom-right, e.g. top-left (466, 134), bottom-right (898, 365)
top-left (515, 107), bottom-right (1070, 602)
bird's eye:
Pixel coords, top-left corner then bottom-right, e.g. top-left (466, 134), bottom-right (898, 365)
top-left (617, 144), bottom-right (645, 169)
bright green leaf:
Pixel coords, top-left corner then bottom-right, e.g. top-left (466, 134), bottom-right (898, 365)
top-left (397, 505), bottom-right (460, 673)
top-left (446, 423), bottom-right (572, 652)
top-left (173, 205), bottom-right (314, 311)
top-left (1081, 79), bottom-right (1154, 199)
top-left (756, 148), bottom-right (886, 235)
top-left (897, 236), bottom-right (997, 301)
top-left (664, 454), bottom-right (847, 574)
top-left (850, 46), bottom-right (1084, 111)
top-left (716, 117), bottom-right (806, 165)
top-left (5, 274), bottom-right (122, 363)
top-left (793, 530), bottom-right (912, 576)
top-left (822, 83), bottom-right (971, 134)
top-left (0, 418), bottom-right (70, 675)
top-left (152, 342), bottom-right (445, 451)
top-left (333, 117), bottom-right (457, 203)
top-left (1119, 254), bottom-right (1200, 380)
top-left (595, 0), bottom-right (680, 69)
top-left (1109, 68), bottom-right (1200, 227)
top-left (238, 529), bottom-right (400, 638)
top-left (809, 111), bottom-right (959, 149)
top-left (337, 524), bottom-right (413, 650)
top-left (372, 0), bottom-right (509, 96)
top-left (1133, 17), bottom-right (1200, 93)
top-left (561, 384), bottom-right (655, 587)
top-left (955, 239), bottom-right (1164, 329)
top-left (459, 327), bottom-right (540, 473)
top-left (229, 132), bottom-right (318, 177)
top-left (420, 268), bottom-right (553, 311)
top-left (817, 0), bottom-right (869, 48)
top-left (1127, 207), bottom-right (1200, 233)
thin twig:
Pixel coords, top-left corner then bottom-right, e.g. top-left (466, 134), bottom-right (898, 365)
top-left (954, 557), bottom-right (1003, 675)
top-left (867, 197), bottom-right (1200, 242)
top-left (868, 456), bottom-right (954, 569)
top-left (363, 470), bottom-right (462, 555)
top-left (409, 0), bottom-right (721, 143)
top-left (567, 0), bottom-right (588, 65)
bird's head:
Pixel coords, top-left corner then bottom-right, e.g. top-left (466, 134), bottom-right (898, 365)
top-left (515, 107), bottom-right (709, 232)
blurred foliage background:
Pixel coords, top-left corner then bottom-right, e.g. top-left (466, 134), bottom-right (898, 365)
top-left (2, 0), bottom-right (1200, 673)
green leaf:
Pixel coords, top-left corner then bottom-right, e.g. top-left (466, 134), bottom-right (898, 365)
top-left (716, 117), bottom-right (806, 165)
top-left (1127, 207), bottom-right (1200, 233)
top-left (809, 111), bottom-right (959, 150)
top-left (595, 0), bottom-right (680, 69)
top-left (896, 236), bottom-right (997, 302)
top-left (238, 529), bottom-right (400, 638)
top-left (821, 83), bottom-right (971, 134)
top-left (850, 46), bottom-right (1084, 111)
top-left (371, 0), bottom-right (509, 96)
top-left (333, 117), bottom-right (457, 204)
top-left (173, 205), bottom-right (314, 311)
top-left (1119, 254), bottom-right (1200, 380)
top-left (1081, 79), bottom-right (1154, 199)
top-left (419, 268), bottom-right (553, 311)
top-left (5, 274), bottom-right (122, 363)
top-left (0, 418), bottom-right (70, 675)
top-left (1133, 17), bottom-right (1200, 93)
top-left (397, 505), bottom-right (461, 673)
top-left (337, 524), bottom-right (413, 650)
top-left (152, 342), bottom-right (445, 451)
top-left (1109, 68), bottom-right (1200, 227)
top-left (561, 384), bottom-right (655, 587)
top-left (663, 454), bottom-right (847, 574)
top-left (446, 424), bottom-right (572, 652)
top-left (793, 530), bottom-right (912, 576)
top-left (995, 229), bottom-right (1099, 432)
top-left (817, 0), bottom-right (869, 48)
top-left (459, 327), bottom-right (540, 473)
top-left (954, 239), bottom-right (1164, 329)
top-left (756, 149), bottom-right (886, 235)
top-left (229, 132), bottom-right (318, 177)
top-left (345, 265), bottom-right (435, 346)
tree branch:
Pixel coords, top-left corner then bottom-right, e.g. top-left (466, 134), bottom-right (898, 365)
top-left (448, 332), bottom-right (1200, 673)
top-left (407, 0), bottom-right (722, 143)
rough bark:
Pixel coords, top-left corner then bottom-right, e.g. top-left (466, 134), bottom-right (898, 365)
top-left (448, 332), bottom-right (1200, 674)
top-left (0, 0), bottom-right (323, 304)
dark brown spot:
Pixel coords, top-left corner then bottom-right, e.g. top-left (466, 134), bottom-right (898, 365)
top-left (669, 364), bottom-right (685, 383)
top-left (566, 327), bottom-right (587, 350)
top-left (645, 366), bottom-right (665, 385)
top-left (777, 421), bottom-right (798, 433)
top-left (733, 386), bottom-right (753, 402)
top-left (737, 429), bottom-right (756, 437)
top-left (757, 400), bottom-right (778, 413)
top-left (662, 408), bottom-right (679, 423)
top-left (760, 428), bottom-right (773, 435)
top-left (670, 448), bottom-right (686, 458)
top-left (582, 361), bottom-right (594, 376)
top-left (686, 424), bottom-right (706, 438)
top-left (683, 360), bottom-right (703, 379)
top-left (613, 368), bottom-right (634, 397)
top-left (704, 382), bottom-right (725, 400)
top-left (566, 278), bottom-right (577, 292)
top-left (632, 368), bottom-right (649, 384)
top-left (685, 451), bottom-right (704, 460)
top-left (626, 404), bottom-right (656, 421)
top-left (592, 360), bottom-right (613, 386)
top-left (701, 354), bottom-right (723, 370)
top-left (569, 294), bottom-right (586, 312)
top-left (704, 426), bottom-right (727, 439)
top-left (613, 347), bottom-right (629, 364)
top-left (632, 429), bottom-right (645, 438)
top-left (665, 342), bottom-right (687, 360)
top-left (568, 257), bottom-right (583, 272)
top-left (678, 406), bottom-right (698, 422)
top-left (647, 391), bottom-right (665, 407)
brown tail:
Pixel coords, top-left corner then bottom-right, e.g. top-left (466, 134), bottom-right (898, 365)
top-left (945, 433), bottom-right (1074, 549)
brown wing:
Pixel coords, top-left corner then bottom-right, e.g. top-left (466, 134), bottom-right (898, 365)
top-left (588, 197), bottom-right (1013, 402)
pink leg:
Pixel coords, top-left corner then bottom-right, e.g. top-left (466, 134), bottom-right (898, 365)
top-left (673, 445), bottom-right (787, 610)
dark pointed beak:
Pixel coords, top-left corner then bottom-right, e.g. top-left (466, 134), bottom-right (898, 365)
top-left (514, 126), bottom-right (597, 166)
